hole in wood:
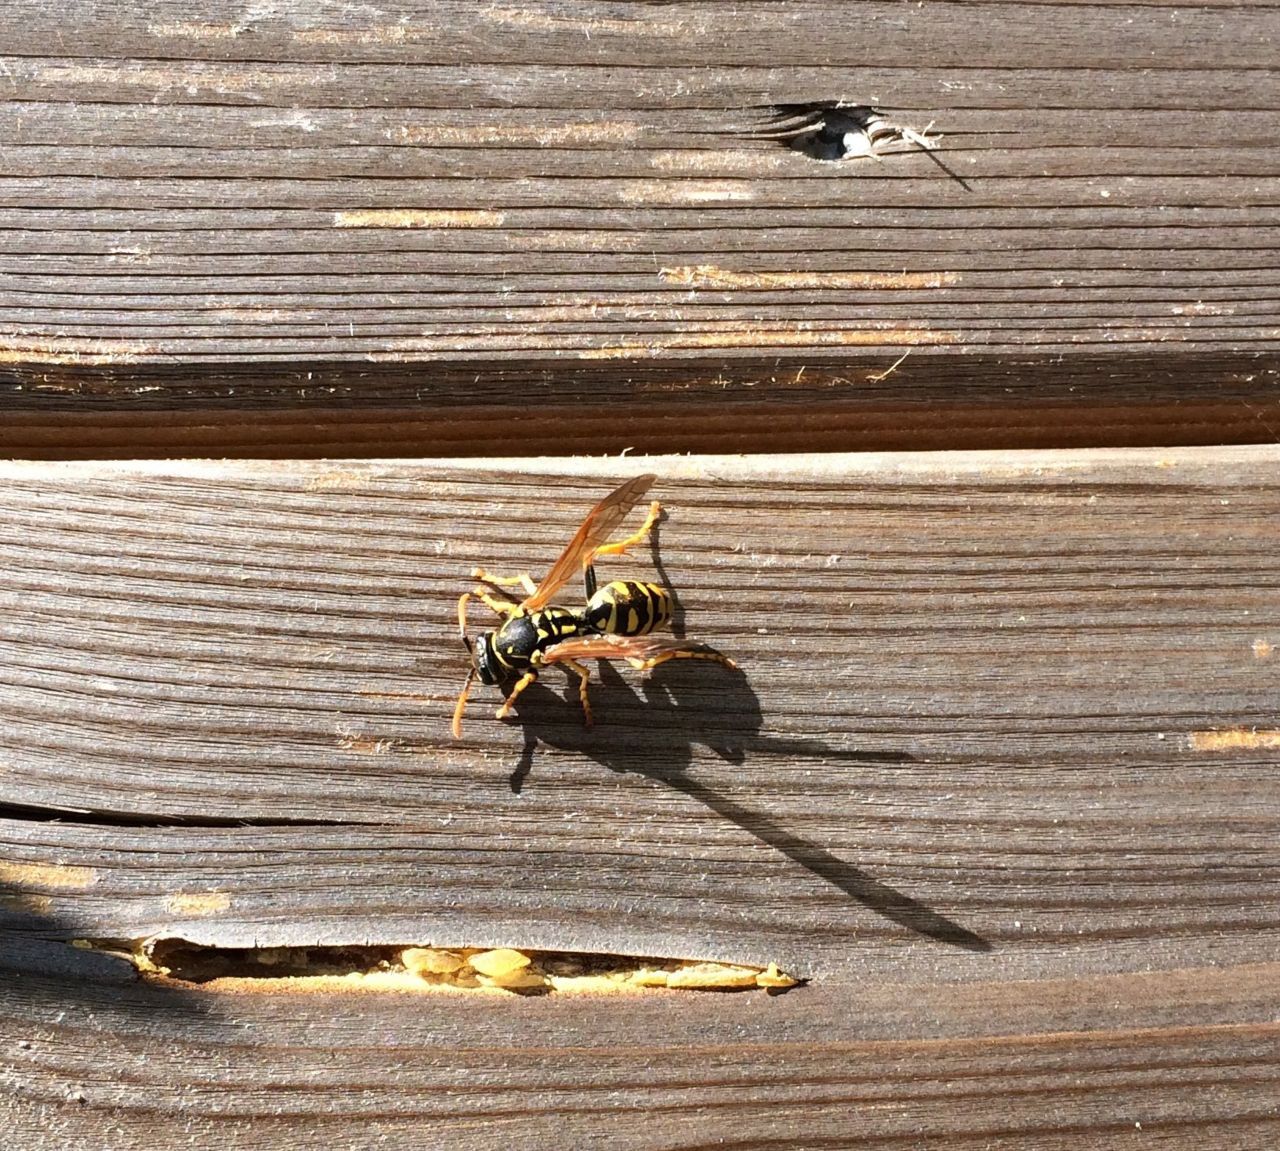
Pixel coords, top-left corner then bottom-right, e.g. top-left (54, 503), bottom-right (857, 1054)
top-left (758, 102), bottom-right (940, 161)
top-left (91, 938), bottom-right (802, 996)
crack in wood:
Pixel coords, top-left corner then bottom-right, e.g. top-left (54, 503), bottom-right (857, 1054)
top-left (0, 801), bottom-right (351, 829)
top-left (95, 937), bottom-right (802, 996)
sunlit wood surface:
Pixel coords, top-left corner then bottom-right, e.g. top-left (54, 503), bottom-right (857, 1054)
top-left (3, 450), bottom-right (1278, 1147)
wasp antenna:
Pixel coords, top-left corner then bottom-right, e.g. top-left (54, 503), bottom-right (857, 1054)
top-left (452, 667), bottom-right (477, 739)
top-left (457, 592), bottom-right (473, 640)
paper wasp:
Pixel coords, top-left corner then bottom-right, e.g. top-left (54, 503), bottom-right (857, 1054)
top-left (453, 474), bottom-right (735, 737)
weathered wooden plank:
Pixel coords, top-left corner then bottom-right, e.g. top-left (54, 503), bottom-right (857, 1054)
top-left (2, 947), bottom-right (1279, 1147)
top-left (3, 2), bottom-right (1279, 456)
top-left (2, 450), bottom-right (1278, 1145)
top-left (1, 450), bottom-right (1277, 981)
top-left (3, 1), bottom-right (1277, 68)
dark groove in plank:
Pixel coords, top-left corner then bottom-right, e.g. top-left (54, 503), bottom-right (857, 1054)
top-left (0, 801), bottom-right (349, 829)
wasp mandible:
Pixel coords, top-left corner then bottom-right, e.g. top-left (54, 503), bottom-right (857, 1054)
top-left (453, 475), bottom-right (736, 737)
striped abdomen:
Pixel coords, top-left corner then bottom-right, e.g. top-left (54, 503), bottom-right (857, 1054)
top-left (583, 580), bottom-right (671, 637)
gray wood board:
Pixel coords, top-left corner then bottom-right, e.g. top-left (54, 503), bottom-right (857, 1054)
top-left (3, 948), bottom-right (1279, 1149)
top-left (2, 449), bottom-right (1277, 987)
top-left (3, 1), bottom-right (1280, 457)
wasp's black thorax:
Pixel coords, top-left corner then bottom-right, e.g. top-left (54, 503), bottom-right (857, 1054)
top-left (481, 606), bottom-right (582, 683)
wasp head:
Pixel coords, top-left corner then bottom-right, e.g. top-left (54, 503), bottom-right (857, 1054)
top-left (471, 631), bottom-right (502, 685)
top-left (454, 627), bottom-right (502, 739)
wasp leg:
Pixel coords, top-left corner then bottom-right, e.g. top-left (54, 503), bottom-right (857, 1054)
top-left (560, 657), bottom-right (594, 727)
top-left (588, 500), bottom-right (662, 564)
top-left (626, 649), bottom-right (738, 672)
top-left (495, 671), bottom-right (538, 720)
top-left (471, 567), bottom-right (538, 597)
top-left (471, 587), bottom-right (521, 618)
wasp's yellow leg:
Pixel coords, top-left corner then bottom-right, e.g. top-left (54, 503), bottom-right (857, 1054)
top-left (471, 587), bottom-right (520, 618)
top-left (627, 649), bottom-right (738, 672)
top-left (588, 500), bottom-right (662, 564)
top-left (495, 671), bottom-right (538, 720)
top-left (560, 657), bottom-right (594, 727)
top-left (472, 567), bottom-right (538, 596)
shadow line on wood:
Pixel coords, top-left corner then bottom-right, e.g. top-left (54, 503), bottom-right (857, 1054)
top-left (506, 658), bottom-right (991, 955)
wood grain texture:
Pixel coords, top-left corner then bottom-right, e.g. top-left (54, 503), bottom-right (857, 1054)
top-left (3, 954), bottom-right (1279, 1149)
top-left (3, 0), bottom-right (1280, 455)
top-left (2, 449), bottom-right (1278, 1146)
top-left (3, 1), bottom-right (1279, 1143)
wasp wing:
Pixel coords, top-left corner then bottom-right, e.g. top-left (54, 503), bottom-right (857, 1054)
top-left (520, 474), bottom-right (656, 611)
top-left (540, 632), bottom-right (735, 670)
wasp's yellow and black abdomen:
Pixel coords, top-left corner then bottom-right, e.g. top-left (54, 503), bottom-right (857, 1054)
top-left (583, 579), bottom-right (671, 637)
